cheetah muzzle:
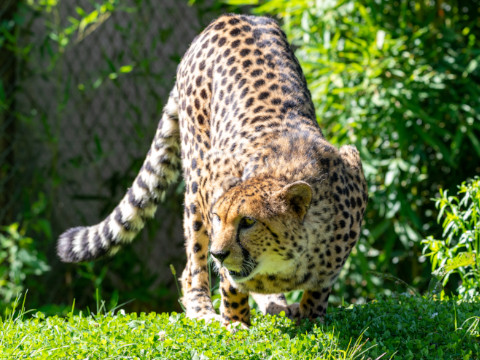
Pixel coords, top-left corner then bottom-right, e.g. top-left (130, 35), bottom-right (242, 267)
top-left (56, 13), bottom-right (368, 328)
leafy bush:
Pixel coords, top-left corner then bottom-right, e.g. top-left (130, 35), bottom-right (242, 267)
top-left (1, 0), bottom-right (135, 309)
top-left (0, 224), bottom-right (49, 305)
top-left (223, 0), bottom-right (480, 301)
top-left (423, 177), bottom-right (480, 299)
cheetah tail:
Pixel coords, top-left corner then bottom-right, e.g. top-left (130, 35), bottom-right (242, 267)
top-left (57, 87), bottom-right (181, 263)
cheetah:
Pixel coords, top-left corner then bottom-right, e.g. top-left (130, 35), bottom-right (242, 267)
top-left (57, 13), bottom-right (368, 327)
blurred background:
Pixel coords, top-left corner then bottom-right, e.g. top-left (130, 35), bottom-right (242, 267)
top-left (1, 0), bottom-right (479, 314)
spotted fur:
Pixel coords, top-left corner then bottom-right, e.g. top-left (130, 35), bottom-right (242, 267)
top-left (57, 14), bottom-right (368, 327)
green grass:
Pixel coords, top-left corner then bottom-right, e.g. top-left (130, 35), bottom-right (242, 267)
top-left (1, 295), bottom-right (479, 359)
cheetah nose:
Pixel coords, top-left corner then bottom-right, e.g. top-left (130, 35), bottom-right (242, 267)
top-left (210, 250), bottom-right (230, 263)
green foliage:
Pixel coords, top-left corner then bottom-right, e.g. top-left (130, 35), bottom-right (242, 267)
top-left (25, 0), bottom-right (122, 53)
top-left (423, 177), bottom-right (480, 299)
top-left (1, 0), bottom-right (139, 308)
top-left (1, 295), bottom-right (479, 359)
top-left (222, 0), bottom-right (480, 301)
top-left (0, 224), bottom-right (49, 305)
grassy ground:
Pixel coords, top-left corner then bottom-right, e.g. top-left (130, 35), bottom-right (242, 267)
top-left (1, 294), bottom-right (479, 359)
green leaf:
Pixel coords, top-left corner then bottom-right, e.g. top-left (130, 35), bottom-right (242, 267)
top-left (76, 6), bottom-right (86, 16)
top-left (119, 65), bottom-right (134, 73)
top-left (445, 253), bottom-right (475, 273)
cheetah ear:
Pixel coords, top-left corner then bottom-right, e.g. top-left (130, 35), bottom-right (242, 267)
top-left (279, 181), bottom-right (312, 221)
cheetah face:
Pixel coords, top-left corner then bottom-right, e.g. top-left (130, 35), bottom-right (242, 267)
top-left (210, 178), bottom-right (312, 284)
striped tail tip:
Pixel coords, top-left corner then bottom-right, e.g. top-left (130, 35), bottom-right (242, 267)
top-left (57, 226), bottom-right (109, 263)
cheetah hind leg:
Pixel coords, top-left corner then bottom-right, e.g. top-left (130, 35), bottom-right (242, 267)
top-left (253, 287), bottom-right (332, 324)
top-left (297, 287), bottom-right (332, 322)
top-left (251, 293), bottom-right (300, 321)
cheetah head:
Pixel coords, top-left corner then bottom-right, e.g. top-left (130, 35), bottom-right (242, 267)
top-left (209, 177), bottom-right (312, 284)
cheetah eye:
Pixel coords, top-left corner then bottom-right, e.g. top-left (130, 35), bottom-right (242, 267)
top-left (239, 217), bottom-right (256, 230)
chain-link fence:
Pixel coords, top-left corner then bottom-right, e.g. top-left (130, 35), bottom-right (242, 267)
top-left (1, 0), bottom-right (224, 310)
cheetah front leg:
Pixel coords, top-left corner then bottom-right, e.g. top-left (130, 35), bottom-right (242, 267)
top-left (219, 268), bottom-right (250, 328)
top-left (298, 286), bottom-right (332, 321)
top-left (180, 197), bottom-right (220, 324)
